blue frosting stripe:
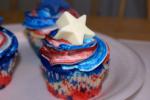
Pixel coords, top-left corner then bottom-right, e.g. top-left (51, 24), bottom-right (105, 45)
top-left (0, 26), bottom-right (18, 71)
top-left (59, 40), bottom-right (96, 50)
top-left (0, 53), bottom-right (17, 71)
top-left (62, 36), bottom-right (108, 72)
top-left (40, 53), bottom-right (105, 76)
top-left (5, 36), bottom-right (18, 57)
top-left (0, 32), bottom-right (12, 55)
top-left (44, 30), bottom-right (97, 51)
top-left (24, 0), bottom-right (71, 29)
top-left (45, 63), bottom-right (105, 83)
top-left (39, 0), bottom-right (70, 15)
top-left (43, 37), bottom-right (97, 51)
top-left (23, 9), bottom-right (58, 29)
top-left (0, 26), bottom-right (18, 61)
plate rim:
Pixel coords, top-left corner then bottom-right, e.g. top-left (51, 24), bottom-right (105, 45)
top-left (96, 34), bottom-right (146, 100)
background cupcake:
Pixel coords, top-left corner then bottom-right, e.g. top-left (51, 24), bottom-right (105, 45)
top-left (39, 12), bottom-right (110, 100)
top-left (23, 0), bottom-right (79, 56)
top-left (0, 26), bottom-right (18, 89)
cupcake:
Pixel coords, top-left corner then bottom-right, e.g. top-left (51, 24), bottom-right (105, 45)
top-left (0, 26), bottom-right (18, 89)
top-left (39, 12), bottom-right (110, 100)
top-left (23, 0), bottom-right (79, 56)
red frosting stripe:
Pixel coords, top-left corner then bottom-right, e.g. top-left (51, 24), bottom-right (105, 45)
top-left (31, 10), bottom-right (38, 16)
top-left (0, 32), bottom-right (7, 48)
top-left (41, 44), bottom-right (97, 65)
top-left (45, 36), bottom-right (71, 47)
top-left (28, 29), bottom-right (51, 37)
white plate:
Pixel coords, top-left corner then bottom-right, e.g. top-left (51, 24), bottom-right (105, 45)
top-left (0, 25), bottom-right (145, 100)
top-left (95, 34), bottom-right (145, 100)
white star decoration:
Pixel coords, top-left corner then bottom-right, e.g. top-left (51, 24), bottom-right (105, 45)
top-left (54, 11), bottom-right (95, 45)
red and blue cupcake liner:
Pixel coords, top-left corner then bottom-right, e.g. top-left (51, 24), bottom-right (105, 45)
top-left (40, 55), bottom-right (109, 100)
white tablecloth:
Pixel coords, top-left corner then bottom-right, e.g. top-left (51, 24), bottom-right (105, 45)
top-left (3, 24), bottom-right (150, 100)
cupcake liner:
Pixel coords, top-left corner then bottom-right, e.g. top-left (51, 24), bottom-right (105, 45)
top-left (40, 52), bottom-right (109, 99)
top-left (43, 66), bottom-right (108, 99)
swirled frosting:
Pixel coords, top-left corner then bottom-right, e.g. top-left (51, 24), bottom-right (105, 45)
top-left (24, 9), bottom-right (79, 29)
top-left (40, 30), bottom-right (108, 72)
top-left (0, 26), bottom-right (18, 70)
top-left (23, 8), bottom-right (58, 29)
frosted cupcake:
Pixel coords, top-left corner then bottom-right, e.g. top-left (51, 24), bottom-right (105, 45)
top-left (39, 12), bottom-right (110, 100)
top-left (23, 0), bottom-right (79, 56)
top-left (0, 26), bottom-right (18, 89)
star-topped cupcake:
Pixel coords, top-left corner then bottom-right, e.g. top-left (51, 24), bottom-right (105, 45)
top-left (39, 11), bottom-right (110, 99)
top-left (0, 26), bottom-right (18, 89)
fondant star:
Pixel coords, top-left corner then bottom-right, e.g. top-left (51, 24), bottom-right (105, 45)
top-left (54, 12), bottom-right (95, 45)
top-left (39, 0), bottom-right (70, 14)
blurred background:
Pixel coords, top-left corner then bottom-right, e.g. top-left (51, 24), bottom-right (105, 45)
top-left (0, 0), bottom-right (150, 40)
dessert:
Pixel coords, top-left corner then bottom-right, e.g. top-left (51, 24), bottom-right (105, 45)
top-left (0, 26), bottom-right (18, 89)
top-left (39, 12), bottom-right (110, 100)
top-left (23, 0), bottom-right (79, 56)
